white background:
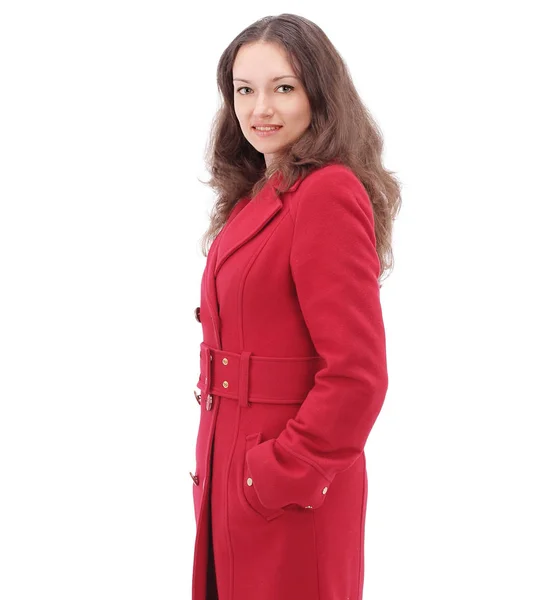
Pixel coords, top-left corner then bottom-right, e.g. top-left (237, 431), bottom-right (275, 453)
top-left (1, 1), bottom-right (555, 598)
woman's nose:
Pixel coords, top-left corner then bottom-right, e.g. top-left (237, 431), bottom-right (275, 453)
top-left (253, 93), bottom-right (273, 115)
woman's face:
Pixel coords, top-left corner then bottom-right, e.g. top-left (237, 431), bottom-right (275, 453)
top-left (232, 41), bottom-right (312, 169)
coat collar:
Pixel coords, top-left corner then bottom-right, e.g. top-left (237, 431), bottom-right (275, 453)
top-left (214, 171), bottom-right (301, 277)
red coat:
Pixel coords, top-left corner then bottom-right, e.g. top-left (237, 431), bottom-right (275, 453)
top-left (191, 163), bottom-right (388, 600)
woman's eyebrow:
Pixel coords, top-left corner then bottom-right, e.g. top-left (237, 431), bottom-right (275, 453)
top-left (232, 75), bottom-right (298, 83)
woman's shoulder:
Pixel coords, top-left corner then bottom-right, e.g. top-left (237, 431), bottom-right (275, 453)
top-left (288, 162), bottom-right (371, 228)
top-left (291, 163), bottom-right (366, 204)
top-left (296, 162), bottom-right (362, 192)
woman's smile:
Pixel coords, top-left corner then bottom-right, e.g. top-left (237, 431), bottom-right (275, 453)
top-left (252, 125), bottom-right (283, 137)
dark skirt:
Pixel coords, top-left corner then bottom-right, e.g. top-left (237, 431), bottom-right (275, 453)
top-left (205, 427), bottom-right (219, 599)
top-left (205, 497), bottom-right (218, 599)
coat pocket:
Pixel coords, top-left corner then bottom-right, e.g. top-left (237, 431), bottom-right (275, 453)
top-left (242, 433), bottom-right (286, 522)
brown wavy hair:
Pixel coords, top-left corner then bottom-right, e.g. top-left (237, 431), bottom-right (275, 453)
top-left (199, 13), bottom-right (402, 283)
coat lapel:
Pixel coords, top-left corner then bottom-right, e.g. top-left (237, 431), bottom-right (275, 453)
top-left (203, 171), bottom-right (303, 349)
top-left (214, 172), bottom-right (301, 277)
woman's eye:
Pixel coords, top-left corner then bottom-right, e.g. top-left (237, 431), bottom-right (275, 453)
top-left (236, 85), bottom-right (293, 95)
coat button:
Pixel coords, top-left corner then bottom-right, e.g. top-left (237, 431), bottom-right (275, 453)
top-left (222, 357), bottom-right (228, 365)
top-left (246, 477), bottom-right (253, 486)
top-left (305, 505), bottom-right (313, 509)
top-left (222, 380), bottom-right (229, 388)
top-left (194, 307), bottom-right (201, 322)
top-left (322, 487), bottom-right (328, 494)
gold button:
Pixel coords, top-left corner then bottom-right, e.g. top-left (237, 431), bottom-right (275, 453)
top-left (322, 487), bottom-right (328, 494)
top-left (222, 380), bottom-right (229, 388)
top-left (246, 477), bottom-right (253, 486)
top-left (305, 505), bottom-right (313, 509)
top-left (222, 357), bottom-right (228, 365)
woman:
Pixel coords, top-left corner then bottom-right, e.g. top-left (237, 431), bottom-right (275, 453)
top-left (190, 13), bottom-right (401, 600)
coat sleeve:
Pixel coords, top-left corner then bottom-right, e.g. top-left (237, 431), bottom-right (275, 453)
top-left (245, 166), bottom-right (389, 510)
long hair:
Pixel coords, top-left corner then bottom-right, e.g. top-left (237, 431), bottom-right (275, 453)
top-left (199, 13), bottom-right (402, 283)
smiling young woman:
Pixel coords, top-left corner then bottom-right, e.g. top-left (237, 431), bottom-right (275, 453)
top-left (191, 12), bottom-right (401, 600)
top-left (231, 42), bottom-right (312, 169)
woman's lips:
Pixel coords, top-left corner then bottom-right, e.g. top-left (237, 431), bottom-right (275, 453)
top-left (252, 126), bottom-right (283, 137)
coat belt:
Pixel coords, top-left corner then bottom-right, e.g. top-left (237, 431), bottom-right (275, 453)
top-left (196, 341), bottom-right (325, 408)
